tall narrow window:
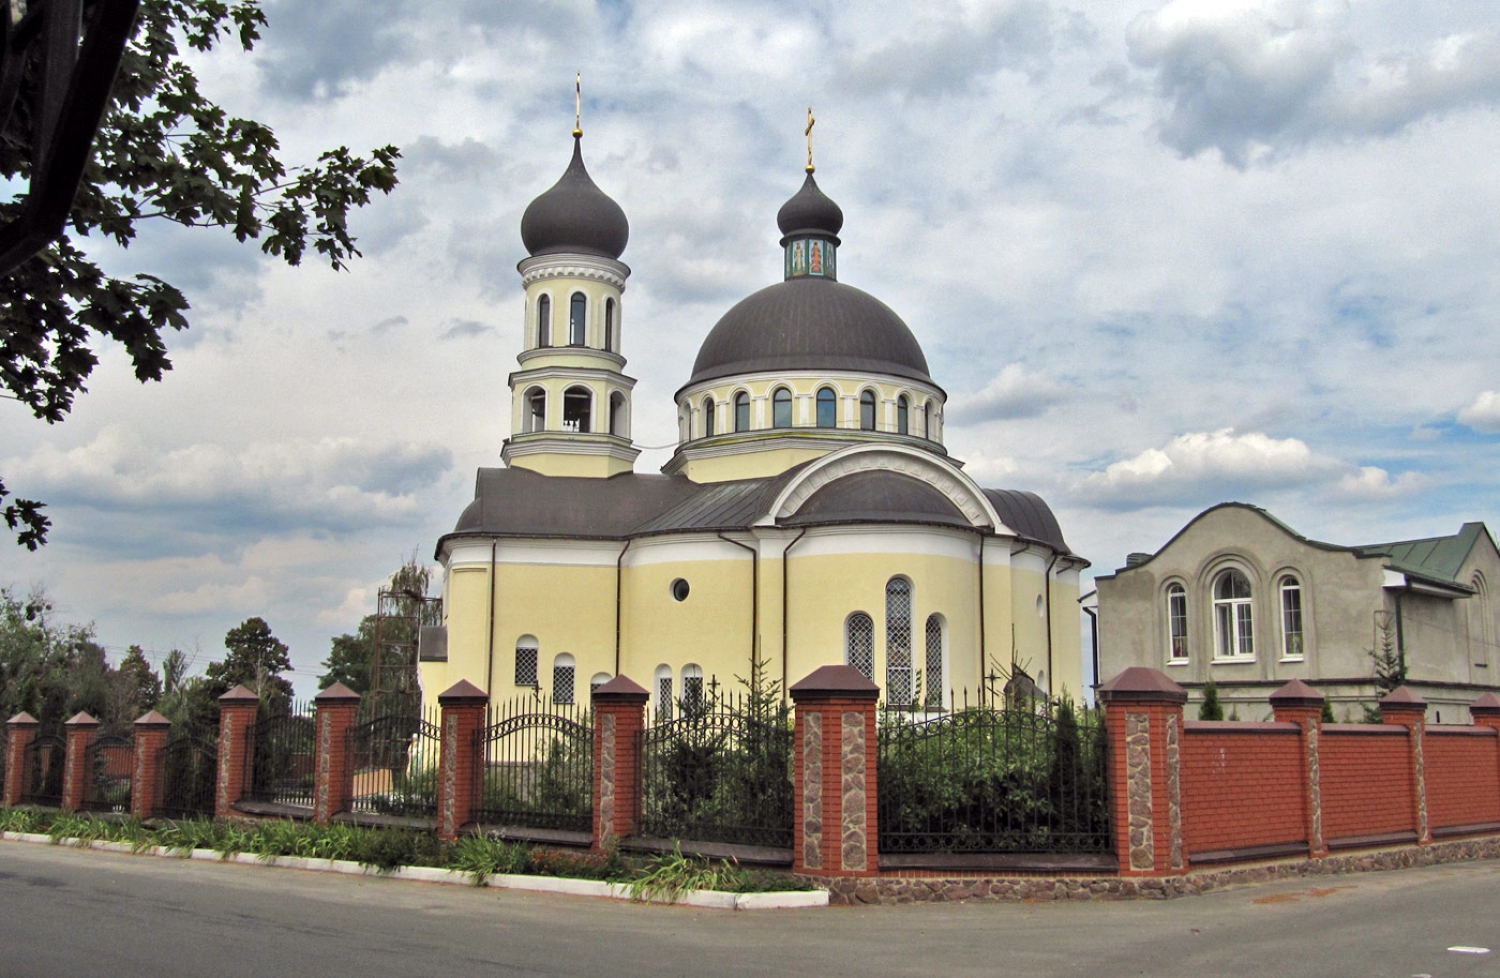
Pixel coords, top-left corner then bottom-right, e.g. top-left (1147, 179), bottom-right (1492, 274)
top-left (569, 292), bottom-right (587, 346)
top-left (609, 392), bottom-right (626, 436)
top-left (816, 387), bottom-right (837, 428)
top-left (525, 388), bottom-right (546, 432)
top-left (1167, 584), bottom-right (1188, 662)
top-left (1213, 569), bottom-right (1254, 659)
top-left (897, 395), bottom-right (910, 435)
top-left (552, 653), bottom-right (575, 704)
top-left (923, 398), bottom-right (934, 438)
top-left (924, 614), bottom-right (944, 707)
top-left (515, 636), bottom-right (539, 687)
top-left (846, 612), bottom-right (874, 680)
top-left (682, 664), bottom-right (704, 718)
top-left (772, 387), bottom-right (792, 428)
top-left (859, 390), bottom-right (877, 431)
top-left (734, 392), bottom-right (750, 432)
top-left (1280, 576), bottom-right (1303, 659)
top-left (563, 386), bottom-right (591, 433)
top-left (536, 295), bottom-right (551, 347)
top-left (702, 396), bottom-right (716, 437)
top-left (604, 298), bottom-right (616, 352)
top-left (654, 664), bottom-right (673, 721)
top-left (885, 578), bottom-right (912, 706)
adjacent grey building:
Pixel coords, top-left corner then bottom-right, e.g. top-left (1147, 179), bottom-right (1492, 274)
top-left (1095, 503), bottom-right (1500, 722)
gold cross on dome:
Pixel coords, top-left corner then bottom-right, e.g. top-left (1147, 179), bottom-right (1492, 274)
top-left (574, 71), bottom-right (583, 137)
top-left (805, 107), bottom-right (816, 173)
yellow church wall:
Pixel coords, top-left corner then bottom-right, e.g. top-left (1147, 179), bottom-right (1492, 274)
top-left (506, 447), bottom-right (634, 478)
top-left (679, 445), bottom-right (830, 483)
top-left (487, 561), bottom-right (618, 700)
top-left (523, 275), bottom-right (622, 352)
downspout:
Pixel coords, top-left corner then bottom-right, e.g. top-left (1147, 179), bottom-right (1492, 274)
top-left (780, 528), bottom-right (810, 705)
top-left (1395, 582), bottom-right (1411, 676)
top-left (976, 534), bottom-right (986, 684)
top-left (717, 532), bottom-right (759, 677)
top-left (1081, 601), bottom-right (1099, 692)
top-left (1043, 552), bottom-right (1059, 695)
top-left (485, 539), bottom-right (497, 696)
top-left (615, 538), bottom-right (633, 677)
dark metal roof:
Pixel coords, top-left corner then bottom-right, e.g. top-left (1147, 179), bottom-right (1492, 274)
top-left (783, 470), bottom-right (969, 528)
top-left (777, 173), bottom-right (843, 239)
top-left (519, 135), bottom-right (629, 260)
top-left (685, 276), bottom-right (936, 390)
top-left (451, 468), bottom-right (698, 539)
top-left (983, 489), bottom-right (1074, 555)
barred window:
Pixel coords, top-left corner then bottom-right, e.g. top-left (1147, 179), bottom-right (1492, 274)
top-left (682, 663), bottom-right (704, 717)
top-left (552, 653), bottom-right (575, 705)
top-left (924, 614), bottom-right (944, 707)
top-left (515, 637), bottom-right (539, 687)
top-left (846, 612), bottom-right (874, 680)
top-left (886, 578), bottom-right (913, 706)
top-left (654, 664), bottom-right (673, 721)
top-left (590, 672), bottom-right (611, 693)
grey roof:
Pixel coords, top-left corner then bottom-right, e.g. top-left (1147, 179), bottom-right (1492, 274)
top-left (983, 489), bottom-right (1074, 555)
top-left (777, 173), bottom-right (843, 239)
top-left (784, 470), bottom-right (969, 528)
top-left (519, 136), bottom-right (629, 260)
top-left (685, 277), bottom-right (936, 391)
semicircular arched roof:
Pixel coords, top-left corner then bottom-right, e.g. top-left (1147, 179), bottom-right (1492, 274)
top-left (781, 470), bottom-right (970, 528)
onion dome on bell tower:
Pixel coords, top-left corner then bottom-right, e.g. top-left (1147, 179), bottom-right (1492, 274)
top-left (777, 172), bottom-right (842, 281)
top-left (520, 134), bottom-right (630, 260)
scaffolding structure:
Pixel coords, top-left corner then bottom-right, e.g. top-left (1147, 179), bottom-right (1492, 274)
top-left (370, 587), bottom-right (442, 716)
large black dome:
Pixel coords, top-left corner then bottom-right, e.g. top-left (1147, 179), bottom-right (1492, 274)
top-left (685, 276), bottom-right (936, 389)
top-left (520, 136), bottom-right (629, 260)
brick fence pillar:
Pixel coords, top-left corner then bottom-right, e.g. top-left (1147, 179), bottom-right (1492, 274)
top-left (1470, 693), bottom-right (1500, 811)
top-left (437, 680), bottom-right (488, 840)
top-left (1270, 679), bottom-right (1326, 857)
top-left (313, 682), bottom-right (361, 824)
top-left (1380, 686), bottom-right (1430, 844)
top-left (4, 713), bottom-right (39, 807)
top-left (592, 675), bottom-right (649, 849)
top-left (789, 665), bottom-right (880, 877)
top-left (217, 685), bottom-right (260, 819)
top-left (61, 712), bottom-right (100, 813)
top-left (1098, 667), bottom-right (1187, 876)
top-left (131, 710), bottom-right (172, 820)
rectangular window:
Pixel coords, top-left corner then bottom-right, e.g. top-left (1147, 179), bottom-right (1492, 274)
top-left (683, 676), bottom-right (703, 716)
top-left (1168, 589), bottom-right (1188, 661)
top-left (1236, 604), bottom-right (1254, 658)
top-left (516, 646), bottom-right (538, 686)
top-left (553, 664), bottom-right (575, 705)
top-left (1281, 582), bottom-right (1304, 659)
top-left (657, 677), bottom-right (673, 721)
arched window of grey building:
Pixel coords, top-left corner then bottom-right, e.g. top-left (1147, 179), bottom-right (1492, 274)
top-left (604, 298), bottom-right (616, 352)
top-left (536, 294), bottom-right (551, 347)
top-left (524, 388), bottom-right (546, 433)
top-left (515, 635), bottom-right (539, 687)
top-left (702, 396), bottom-right (716, 437)
top-left (1213, 569), bottom-right (1254, 659)
top-left (772, 387), bottom-right (792, 428)
top-left (1279, 575), bottom-right (1304, 659)
top-left (859, 390), bottom-right (877, 431)
top-left (569, 292), bottom-right (587, 346)
top-left (552, 653), bottom-right (575, 704)
top-left (816, 387), bottom-right (837, 428)
top-left (924, 613), bottom-right (944, 707)
top-left (897, 395), bottom-right (910, 435)
top-left (1167, 584), bottom-right (1188, 662)
top-left (734, 391), bottom-right (750, 432)
top-left (885, 578), bottom-right (913, 705)
top-left (845, 612), bottom-right (874, 680)
top-left (563, 386), bottom-right (591, 433)
top-left (654, 664), bottom-right (674, 721)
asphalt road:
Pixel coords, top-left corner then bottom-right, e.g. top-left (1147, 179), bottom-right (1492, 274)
top-left (3, 841), bottom-right (1499, 978)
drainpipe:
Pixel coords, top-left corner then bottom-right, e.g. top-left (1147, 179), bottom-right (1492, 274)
top-left (615, 538), bottom-right (633, 677)
top-left (780, 528), bottom-right (810, 705)
top-left (1043, 552), bottom-right (1059, 695)
top-left (976, 534), bottom-right (986, 685)
top-left (1081, 600), bottom-right (1099, 693)
top-left (1395, 582), bottom-right (1411, 676)
top-left (717, 533), bottom-right (759, 677)
top-left (485, 539), bottom-right (497, 696)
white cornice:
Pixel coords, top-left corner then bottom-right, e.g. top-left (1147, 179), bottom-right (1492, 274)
top-left (509, 364), bottom-right (637, 387)
top-left (501, 434), bottom-right (642, 463)
top-left (517, 254), bottom-right (630, 291)
top-left (661, 430), bottom-right (951, 476)
top-left (677, 370), bottom-right (945, 405)
top-left (515, 349), bottom-right (630, 373)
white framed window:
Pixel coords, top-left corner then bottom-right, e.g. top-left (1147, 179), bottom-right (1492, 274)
top-left (515, 636), bottom-right (539, 686)
top-left (772, 387), bottom-right (792, 428)
top-left (552, 653), bottom-right (576, 704)
top-left (816, 386), bottom-right (837, 428)
top-left (885, 578), bottom-right (913, 706)
top-left (859, 390), bottom-right (877, 431)
top-left (1280, 575), bottom-right (1304, 660)
top-left (734, 391), bottom-right (750, 432)
top-left (846, 612), bottom-right (874, 680)
top-left (1213, 569), bottom-right (1255, 660)
top-left (1167, 584), bottom-right (1188, 662)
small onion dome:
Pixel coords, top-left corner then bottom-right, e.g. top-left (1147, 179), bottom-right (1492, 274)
top-left (776, 172), bottom-right (843, 241)
top-left (520, 135), bottom-right (629, 260)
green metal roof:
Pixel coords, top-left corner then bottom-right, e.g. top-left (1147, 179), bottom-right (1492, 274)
top-left (1355, 522), bottom-right (1492, 590)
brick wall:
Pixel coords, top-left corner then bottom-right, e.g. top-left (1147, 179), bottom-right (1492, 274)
top-left (1425, 727), bottom-right (1500, 832)
top-left (1320, 726), bottom-right (1415, 842)
top-left (1181, 723), bottom-right (1305, 854)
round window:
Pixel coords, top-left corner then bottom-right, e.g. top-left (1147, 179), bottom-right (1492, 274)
top-left (671, 578), bottom-right (690, 602)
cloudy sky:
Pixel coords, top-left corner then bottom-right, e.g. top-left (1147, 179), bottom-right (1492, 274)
top-left (5, 0), bottom-right (1499, 693)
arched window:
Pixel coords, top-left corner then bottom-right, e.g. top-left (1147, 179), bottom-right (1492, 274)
top-left (923, 398), bottom-right (934, 438)
top-left (563, 386), bottom-right (591, 433)
top-left (886, 578), bottom-right (913, 706)
top-left (1167, 584), bottom-right (1188, 662)
top-left (845, 612), bottom-right (874, 680)
top-left (552, 653), bottom-right (576, 704)
top-left (569, 292), bottom-right (587, 346)
top-left (654, 664), bottom-right (674, 721)
top-left (816, 387), bottom-right (837, 428)
top-left (536, 295), bottom-right (551, 347)
top-left (682, 664), bottom-right (704, 717)
top-left (1280, 575), bottom-right (1304, 659)
top-left (924, 614), bottom-right (944, 707)
top-left (734, 392), bottom-right (750, 432)
top-left (590, 672), bottom-right (612, 694)
top-left (897, 395), bottom-right (909, 436)
top-left (772, 387), bottom-right (792, 428)
top-left (524, 388), bottom-right (546, 433)
top-left (1471, 573), bottom-right (1492, 670)
top-left (515, 635), bottom-right (539, 687)
top-left (1213, 569), bottom-right (1254, 659)
top-left (859, 390), bottom-right (877, 431)
top-left (609, 392), bottom-right (626, 436)
top-left (604, 298), bottom-right (616, 352)
top-left (702, 396), bottom-right (716, 437)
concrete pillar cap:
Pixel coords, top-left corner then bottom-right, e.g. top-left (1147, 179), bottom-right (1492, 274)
top-left (1470, 692), bottom-right (1500, 712)
top-left (592, 675), bottom-right (649, 702)
top-left (65, 711), bottom-right (100, 727)
top-left (1097, 667), bottom-right (1188, 705)
top-left (1269, 679), bottom-right (1325, 708)
top-left (789, 665), bottom-right (880, 701)
top-left (218, 684), bottom-right (260, 703)
top-left (134, 710), bottom-right (172, 727)
top-left (1379, 686), bottom-right (1427, 709)
top-left (314, 681), bottom-right (362, 703)
top-left (7, 711), bottom-right (39, 726)
top-left (438, 679), bottom-right (489, 705)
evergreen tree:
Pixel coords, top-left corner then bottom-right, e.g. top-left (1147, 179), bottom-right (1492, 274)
top-left (207, 616), bottom-right (293, 709)
top-left (1363, 617), bottom-right (1406, 723)
top-left (1198, 680), bottom-right (1225, 721)
top-left (117, 645), bottom-right (162, 713)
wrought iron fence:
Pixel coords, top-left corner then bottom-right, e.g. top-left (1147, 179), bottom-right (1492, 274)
top-left (348, 705), bottom-right (441, 818)
top-left (245, 701), bottom-right (315, 808)
top-left (474, 696), bottom-right (593, 833)
top-left (639, 687), bottom-right (794, 849)
top-left (19, 728), bottom-right (65, 807)
top-left (877, 696), bottom-right (1112, 856)
top-left (80, 734), bottom-right (134, 813)
top-left (158, 726), bottom-right (218, 819)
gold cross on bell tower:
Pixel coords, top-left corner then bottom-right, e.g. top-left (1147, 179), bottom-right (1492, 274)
top-left (805, 107), bottom-right (816, 173)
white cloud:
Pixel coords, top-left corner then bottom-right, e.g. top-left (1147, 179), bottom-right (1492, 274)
top-left (1333, 466), bottom-right (1432, 501)
top-left (1458, 390), bottom-right (1500, 431)
top-left (951, 364), bottom-right (1071, 423)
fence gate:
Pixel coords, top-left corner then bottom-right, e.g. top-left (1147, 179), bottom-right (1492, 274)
top-left (245, 705), bottom-right (316, 809)
top-left (639, 690), bottom-right (794, 849)
top-left (347, 709), bottom-right (441, 818)
top-left (158, 727), bottom-right (217, 819)
top-left (877, 702), bottom-right (1112, 857)
top-left (80, 734), bottom-right (134, 813)
top-left (19, 729), bottom-right (65, 807)
top-left (474, 698), bottom-right (592, 833)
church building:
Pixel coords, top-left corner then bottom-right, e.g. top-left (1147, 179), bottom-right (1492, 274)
top-left (418, 122), bottom-right (1087, 714)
